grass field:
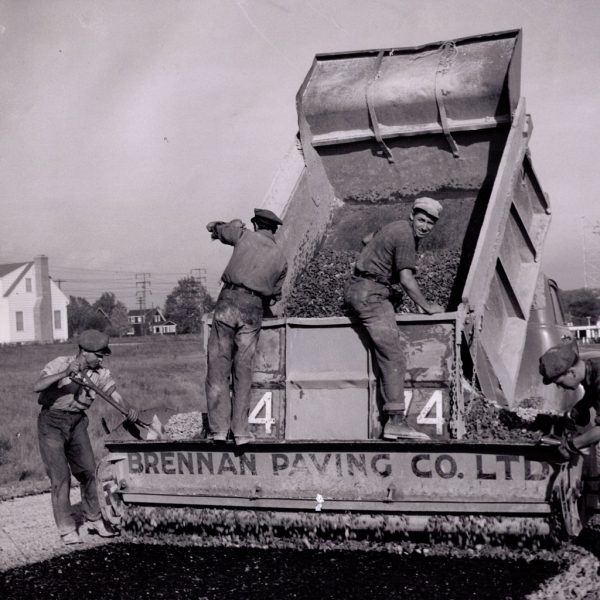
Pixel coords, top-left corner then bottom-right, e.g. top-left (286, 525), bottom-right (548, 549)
top-left (0, 335), bottom-right (205, 492)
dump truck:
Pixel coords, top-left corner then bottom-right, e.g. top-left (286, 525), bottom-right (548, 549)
top-left (97, 30), bottom-right (598, 543)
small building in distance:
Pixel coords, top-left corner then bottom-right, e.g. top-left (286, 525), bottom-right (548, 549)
top-left (0, 255), bottom-right (69, 344)
top-left (127, 307), bottom-right (177, 336)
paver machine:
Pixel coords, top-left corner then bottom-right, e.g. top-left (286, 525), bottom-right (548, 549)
top-left (97, 30), bottom-right (599, 544)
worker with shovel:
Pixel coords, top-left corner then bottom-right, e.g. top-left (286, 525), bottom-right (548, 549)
top-left (539, 339), bottom-right (600, 459)
top-left (34, 329), bottom-right (139, 545)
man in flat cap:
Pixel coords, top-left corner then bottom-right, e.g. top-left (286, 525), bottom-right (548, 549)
top-left (345, 197), bottom-right (444, 440)
top-left (34, 329), bottom-right (139, 545)
top-left (205, 208), bottom-right (288, 445)
top-left (539, 339), bottom-right (600, 459)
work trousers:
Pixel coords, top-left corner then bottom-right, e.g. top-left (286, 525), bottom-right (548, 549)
top-left (205, 288), bottom-right (263, 436)
top-left (345, 276), bottom-right (407, 414)
top-left (37, 409), bottom-right (101, 536)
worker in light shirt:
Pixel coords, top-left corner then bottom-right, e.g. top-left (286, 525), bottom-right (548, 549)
top-left (34, 329), bottom-right (138, 545)
top-left (345, 197), bottom-right (444, 441)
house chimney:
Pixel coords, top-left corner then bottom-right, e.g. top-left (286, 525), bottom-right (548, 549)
top-left (33, 254), bottom-right (53, 343)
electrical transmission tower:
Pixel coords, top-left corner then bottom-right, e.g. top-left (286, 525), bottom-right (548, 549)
top-left (135, 272), bottom-right (152, 309)
top-left (190, 268), bottom-right (207, 289)
top-left (582, 218), bottom-right (600, 289)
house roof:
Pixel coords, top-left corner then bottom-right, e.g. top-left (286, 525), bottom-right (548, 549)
top-left (3, 262), bottom-right (33, 297)
top-left (128, 309), bottom-right (153, 317)
top-left (0, 262), bottom-right (31, 278)
top-left (128, 307), bottom-right (164, 317)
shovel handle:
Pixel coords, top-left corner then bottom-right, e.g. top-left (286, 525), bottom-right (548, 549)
top-left (70, 373), bottom-right (151, 428)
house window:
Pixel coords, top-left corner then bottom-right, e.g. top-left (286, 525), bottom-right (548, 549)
top-left (154, 315), bottom-right (160, 323)
top-left (25, 278), bottom-right (32, 292)
top-left (16, 311), bottom-right (24, 331)
top-left (54, 310), bottom-right (62, 329)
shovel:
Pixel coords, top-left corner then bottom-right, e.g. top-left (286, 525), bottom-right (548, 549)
top-left (70, 372), bottom-right (164, 440)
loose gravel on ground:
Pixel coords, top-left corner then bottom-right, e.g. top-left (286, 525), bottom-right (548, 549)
top-left (2, 493), bottom-right (600, 599)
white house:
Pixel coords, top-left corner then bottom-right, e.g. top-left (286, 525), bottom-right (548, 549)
top-left (127, 307), bottom-right (177, 336)
top-left (0, 255), bottom-right (69, 344)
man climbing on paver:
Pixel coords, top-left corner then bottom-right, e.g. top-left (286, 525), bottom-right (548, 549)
top-left (205, 208), bottom-right (288, 445)
top-left (539, 339), bottom-right (600, 459)
top-left (345, 197), bottom-right (444, 440)
top-left (34, 329), bottom-right (139, 545)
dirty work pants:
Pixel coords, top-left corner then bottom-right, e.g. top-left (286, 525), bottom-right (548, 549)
top-left (37, 409), bottom-right (102, 536)
top-left (205, 288), bottom-right (263, 436)
top-left (345, 276), bottom-right (406, 414)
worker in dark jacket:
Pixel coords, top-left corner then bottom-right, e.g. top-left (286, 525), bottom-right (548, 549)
top-left (345, 197), bottom-right (444, 440)
top-left (539, 340), bottom-right (600, 458)
top-left (206, 208), bottom-right (288, 445)
top-left (34, 329), bottom-right (138, 545)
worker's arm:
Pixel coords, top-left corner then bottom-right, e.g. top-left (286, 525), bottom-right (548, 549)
top-left (572, 426), bottom-right (600, 451)
top-left (33, 358), bottom-right (83, 393)
top-left (270, 262), bottom-right (288, 304)
top-left (101, 384), bottom-right (139, 423)
top-left (206, 219), bottom-right (245, 246)
top-left (399, 268), bottom-right (444, 314)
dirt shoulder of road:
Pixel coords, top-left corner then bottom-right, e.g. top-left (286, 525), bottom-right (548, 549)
top-left (0, 488), bottom-right (116, 572)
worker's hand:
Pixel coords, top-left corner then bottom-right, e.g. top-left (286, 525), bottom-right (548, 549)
top-left (67, 357), bottom-right (86, 377)
top-left (426, 303), bottom-right (444, 315)
top-left (125, 408), bottom-right (139, 424)
top-left (557, 432), bottom-right (583, 461)
top-left (206, 221), bottom-right (225, 239)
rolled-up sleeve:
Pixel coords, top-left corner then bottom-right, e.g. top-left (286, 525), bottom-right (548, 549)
top-left (216, 221), bottom-right (245, 246)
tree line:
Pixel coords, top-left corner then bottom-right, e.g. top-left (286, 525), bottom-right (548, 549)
top-left (68, 277), bottom-right (215, 337)
top-left (560, 287), bottom-right (600, 325)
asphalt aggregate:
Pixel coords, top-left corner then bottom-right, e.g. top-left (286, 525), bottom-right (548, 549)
top-left (0, 544), bottom-right (563, 600)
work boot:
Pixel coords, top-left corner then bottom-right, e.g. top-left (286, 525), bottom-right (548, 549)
top-left (61, 530), bottom-right (82, 545)
top-left (86, 519), bottom-right (118, 538)
top-left (209, 431), bottom-right (228, 442)
top-left (234, 431), bottom-right (255, 446)
top-left (383, 414), bottom-right (430, 440)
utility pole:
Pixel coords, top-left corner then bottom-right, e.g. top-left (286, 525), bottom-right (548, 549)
top-left (135, 272), bottom-right (151, 336)
top-left (582, 218), bottom-right (600, 289)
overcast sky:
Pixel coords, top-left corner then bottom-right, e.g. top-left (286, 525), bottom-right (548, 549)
top-left (1, 0), bottom-right (599, 307)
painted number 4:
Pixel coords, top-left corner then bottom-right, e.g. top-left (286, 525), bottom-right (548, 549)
top-left (248, 392), bottom-right (275, 434)
top-left (405, 390), bottom-right (445, 435)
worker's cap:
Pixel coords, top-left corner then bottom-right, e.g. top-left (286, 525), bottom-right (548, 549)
top-left (251, 208), bottom-right (283, 226)
top-left (78, 329), bottom-right (111, 355)
top-left (539, 340), bottom-right (578, 384)
top-left (412, 197), bottom-right (443, 220)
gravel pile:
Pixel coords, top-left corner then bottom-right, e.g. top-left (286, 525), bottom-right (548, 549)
top-left (463, 395), bottom-right (560, 442)
top-left (286, 248), bottom-right (461, 318)
top-left (163, 412), bottom-right (205, 440)
top-left (286, 248), bottom-right (358, 317)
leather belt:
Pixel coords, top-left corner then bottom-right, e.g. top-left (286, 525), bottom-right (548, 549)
top-left (354, 269), bottom-right (389, 286)
top-left (223, 282), bottom-right (262, 298)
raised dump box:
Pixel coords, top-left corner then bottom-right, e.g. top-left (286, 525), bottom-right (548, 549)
top-left (241, 29), bottom-right (571, 442)
top-left (98, 31), bottom-right (595, 541)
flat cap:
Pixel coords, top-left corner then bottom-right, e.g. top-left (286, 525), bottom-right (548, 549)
top-left (539, 340), bottom-right (578, 384)
top-left (252, 208), bottom-right (283, 225)
top-left (413, 197), bottom-right (443, 220)
top-left (78, 329), bottom-right (111, 355)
